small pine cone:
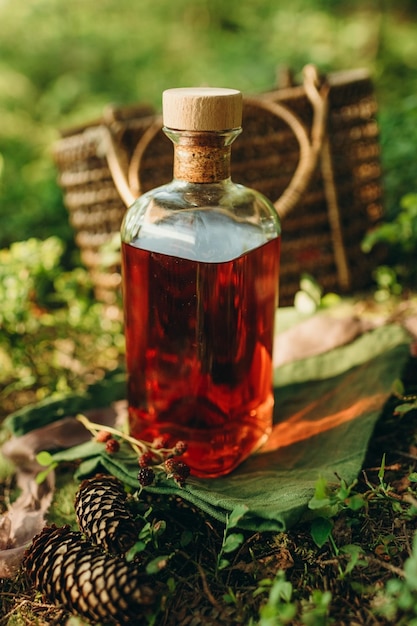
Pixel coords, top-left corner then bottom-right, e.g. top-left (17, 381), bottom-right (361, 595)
top-left (23, 525), bottom-right (157, 624)
top-left (74, 474), bottom-right (138, 555)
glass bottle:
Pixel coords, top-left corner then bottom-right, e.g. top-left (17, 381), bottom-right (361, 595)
top-left (121, 87), bottom-right (281, 477)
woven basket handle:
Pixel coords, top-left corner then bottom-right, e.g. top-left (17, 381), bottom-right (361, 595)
top-left (265, 64), bottom-right (328, 218)
top-left (105, 64), bottom-right (328, 218)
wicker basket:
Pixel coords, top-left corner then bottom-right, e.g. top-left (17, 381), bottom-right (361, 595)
top-left (53, 67), bottom-right (384, 306)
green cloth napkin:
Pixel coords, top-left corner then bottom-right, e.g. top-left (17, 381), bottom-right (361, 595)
top-left (100, 322), bottom-right (411, 531)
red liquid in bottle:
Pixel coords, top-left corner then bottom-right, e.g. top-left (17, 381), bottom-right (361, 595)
top-left (122, 236), bottom-right (280, 477)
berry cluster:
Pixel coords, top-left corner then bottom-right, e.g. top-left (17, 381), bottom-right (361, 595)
top-left (136, 436), bottom-right (190, 487)
top-left (76, 414), bottom-right (190, 489)
top-left (138, 454), bottom-right (190, 488)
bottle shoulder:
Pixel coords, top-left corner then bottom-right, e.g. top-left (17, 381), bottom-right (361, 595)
top-left (121, 180), bottom-right (281, 262)
top-left (124, 180), bottom-right (279, 211)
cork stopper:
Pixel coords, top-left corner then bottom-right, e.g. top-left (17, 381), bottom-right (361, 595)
top-left (162, 87), bottom-right (242, 131)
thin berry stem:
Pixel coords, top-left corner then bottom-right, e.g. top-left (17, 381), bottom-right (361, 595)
top-left (76, 413), bottom-right (151, 457)
top-left (75, 413), bottom-right (190, 487)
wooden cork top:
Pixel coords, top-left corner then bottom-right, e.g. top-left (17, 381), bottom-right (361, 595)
top-left (162, 87), bottom-right (242, 131)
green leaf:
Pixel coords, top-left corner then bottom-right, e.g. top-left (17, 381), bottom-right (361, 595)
top-left (340, 544), bottom-right (367, 575)
top-left (153, 519), bottom-right (167, 537)
top-left (309, 476), bottom-right (331, 510)
top-left (138, 522), bottom-right (152, 541)
top-left (222, 532), bottom-right (244, 554)
top-left (35, 462), bottom-right (57, 484)
top-left (50, 440), bottom-right (105, 463)
top-left (268, 572), bottom-right (293, 604)
top-left (345, 494), bottom-right (365, 511)
top-left (74, 455), bottom-right (102, 479)
top-left (218, 558), bottom-right (230, 571)
top-left (313, 475), bottom-right (329, 500)
top-left (299, 274), bottom-right (322, 304)
top-left (308, 496), bottom-right (331, 511)
top-left (320, 292), bottom-right (341, 308)
top-left (378, 453), bottom-right (386, 482)
top-left (311, 517), bottom-right (333, 548)
top-left (146, 555), bottom-right (170, 574)
top-left (36, 450), bottom-right (54, 467)
top-left (126, 541), bottom-right (147, 561)
top-left (337, 479), bottom-right (350, 501)
top-left (223, 591), bottom-right (237, 605)
top-left (394, 401), bottom-right (417, 416)
top-left (180, 530), bottom-right (193, 547)
top-left (392, 378), bottom-right (405, 397)
top-left (227, 504), bottom-right (249, 529)
top-left (409, 473), bottom-right (417, 483)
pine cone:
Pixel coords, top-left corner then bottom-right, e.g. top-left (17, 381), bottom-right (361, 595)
top-left (23, 525), bottom-right (157, 624)
top-left (74, 474), bottom-right (139, 555)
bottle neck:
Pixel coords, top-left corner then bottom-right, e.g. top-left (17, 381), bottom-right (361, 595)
top-left (164, 128), bottom-right (241, 184)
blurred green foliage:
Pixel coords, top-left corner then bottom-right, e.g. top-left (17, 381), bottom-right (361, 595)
top-left (0, 236), bottom-right (124, 410)
top-left (363, 192), bottom-right (417, 292)
top-left (1, 0), bottom-right (417, 250)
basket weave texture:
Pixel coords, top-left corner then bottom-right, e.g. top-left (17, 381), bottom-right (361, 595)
top-left (53, 69), bottom-right (384, 306)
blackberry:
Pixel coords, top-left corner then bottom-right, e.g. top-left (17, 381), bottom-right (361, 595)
top-left (138, 451), bottom-right (155, 468)
top-left (138, 467), bottom-right (155, 487)
top-left (105, 438), bottom-right (120, 454)
top-left (164, 459), bottom-right (190, 484)
top-left (172, 440), bottom-right (188, 456)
